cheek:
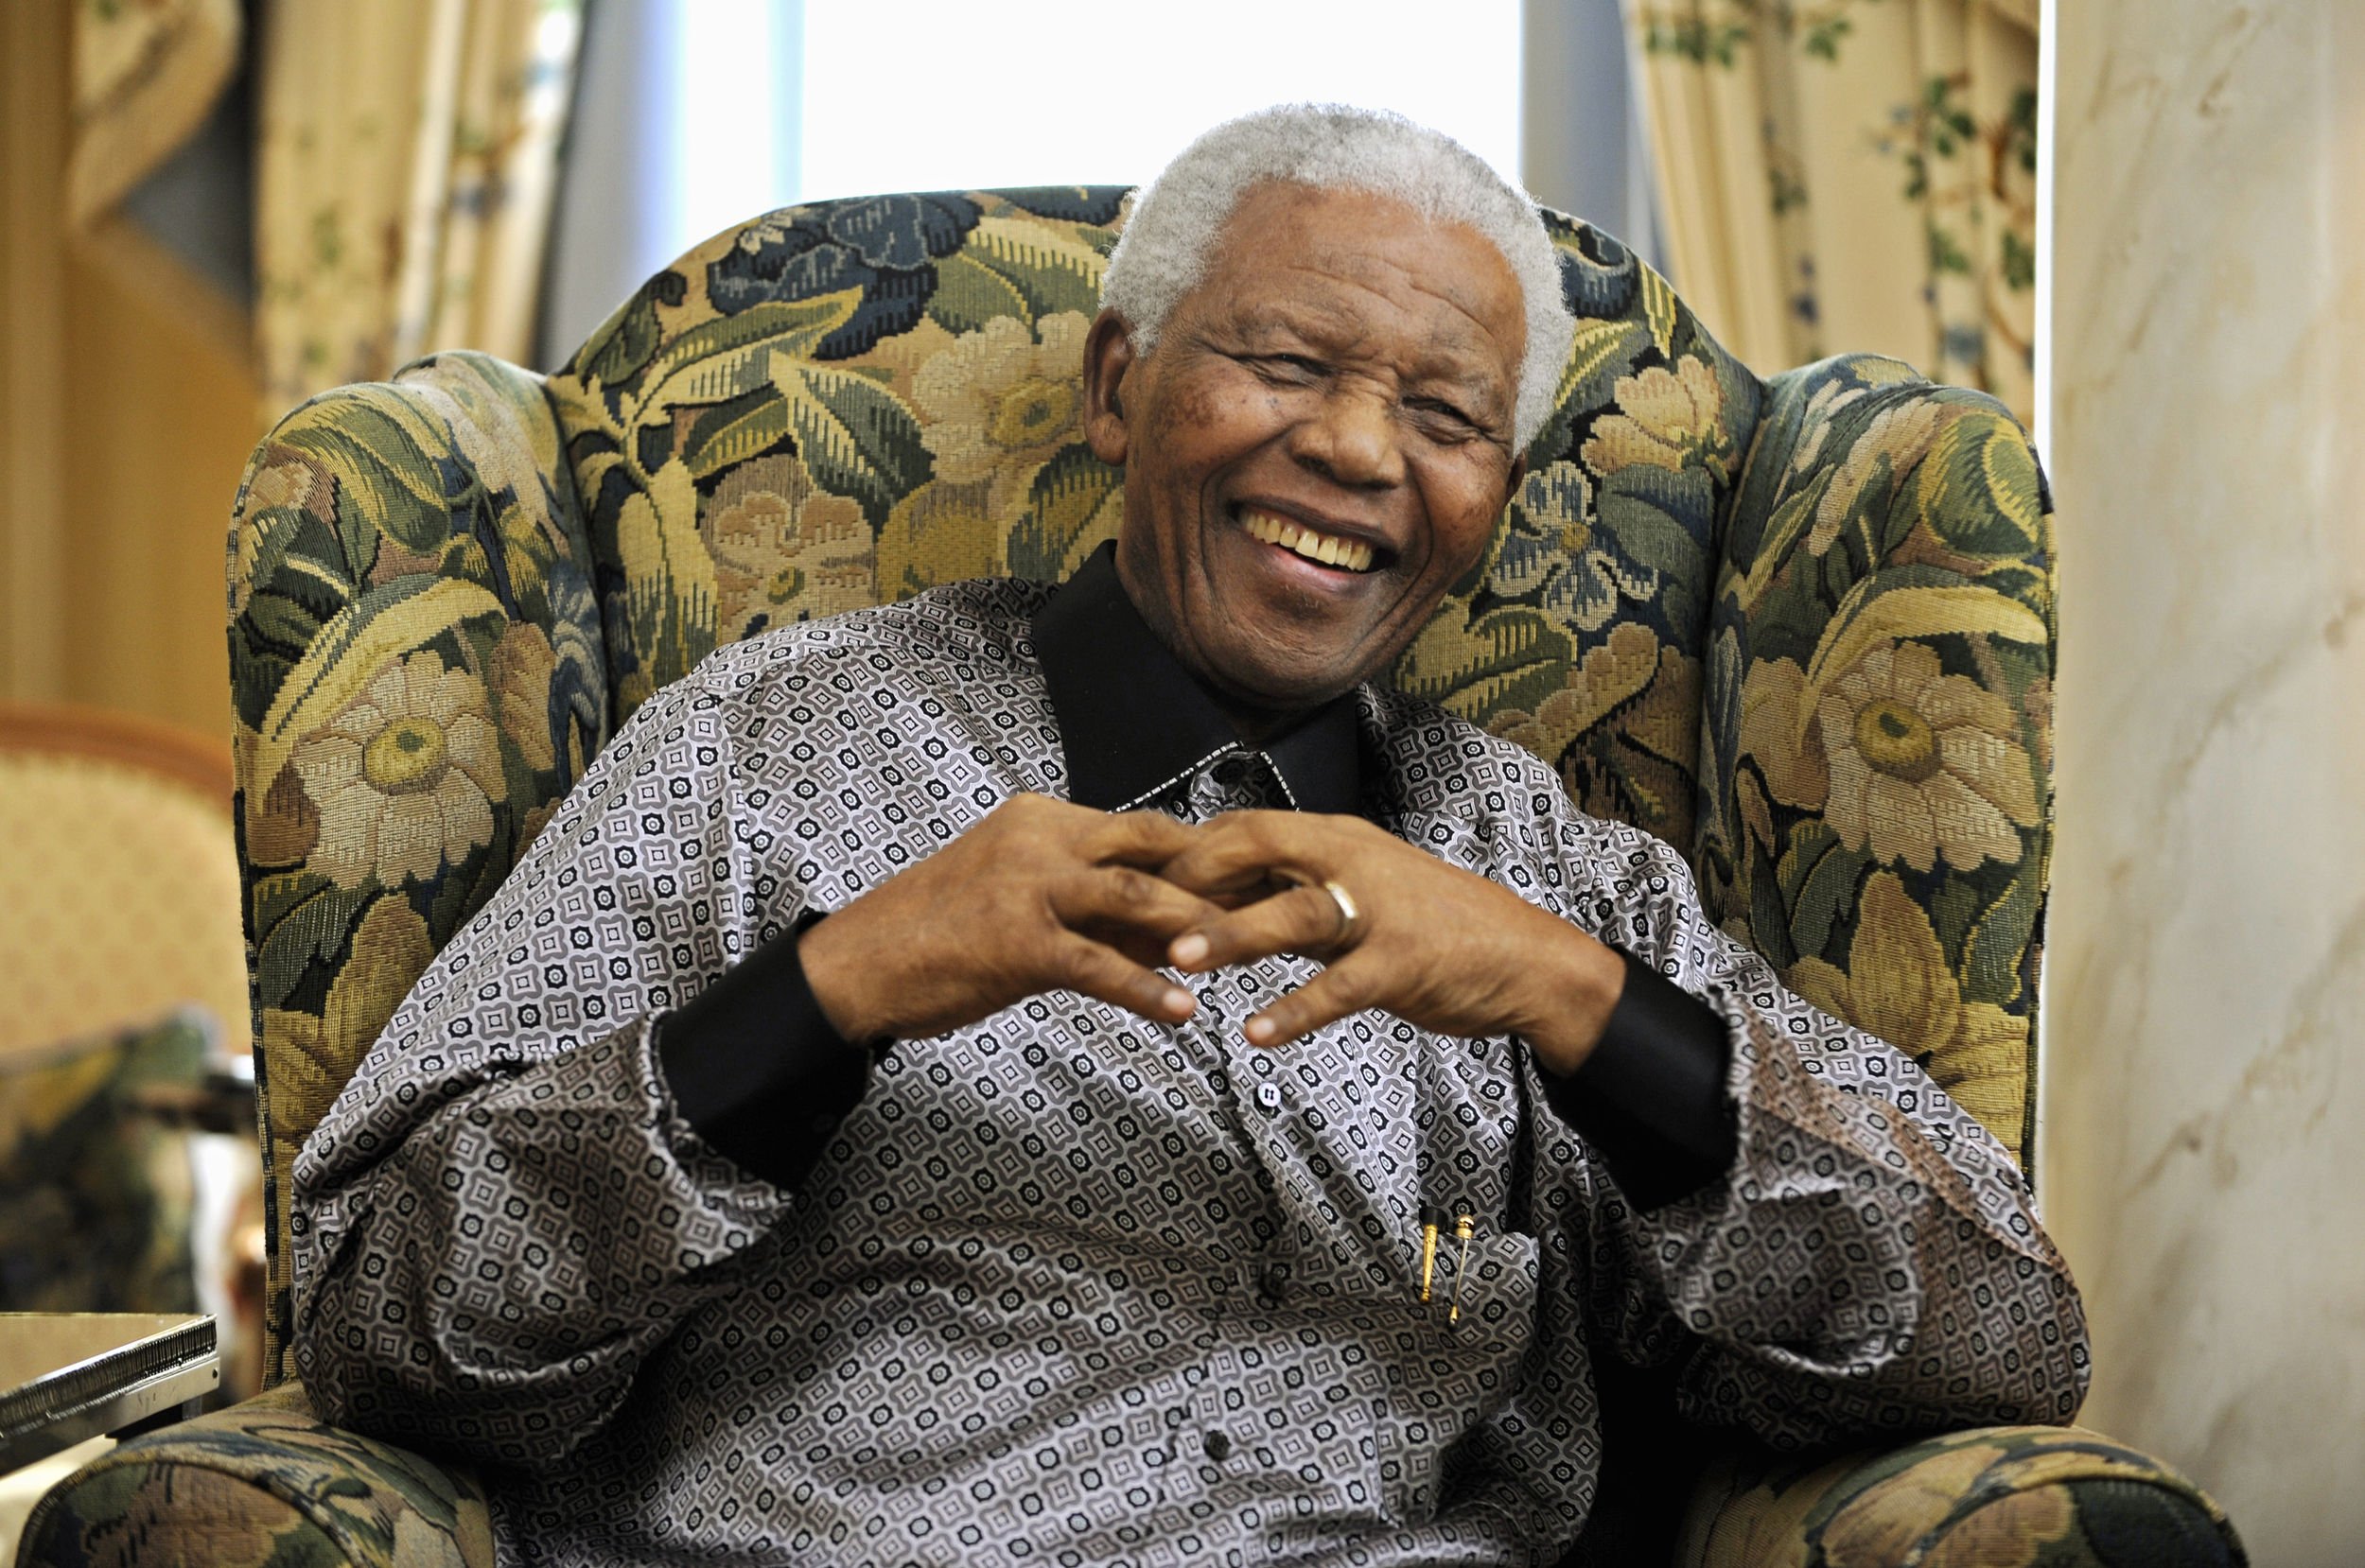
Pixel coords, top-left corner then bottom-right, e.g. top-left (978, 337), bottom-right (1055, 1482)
top-left (1139, 368), bottom-right (1288, 491)
top-left (1414, 465), bottom-right (1513, 580)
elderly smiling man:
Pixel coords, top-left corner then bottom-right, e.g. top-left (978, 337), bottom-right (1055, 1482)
top-left (293, 107), bottom-right (2087, 1566)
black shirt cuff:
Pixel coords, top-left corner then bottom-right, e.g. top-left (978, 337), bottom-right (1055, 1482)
top-left (1537, 946), bottom-right (1737, 1211)
top-left (655, 912), bottom-right (869, 1191)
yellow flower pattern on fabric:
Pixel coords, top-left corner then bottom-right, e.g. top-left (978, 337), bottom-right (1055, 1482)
top-left (1582, 356), bottom-right (1735, 480)
top-left (1819, 640), bottom-right (2038, 874)
top-left (702, 453), bottom-right (877, 634)
top-left (290, 652), bottom-right (509, 889)
top-left (913, 311), bottom-right (1091, 514)
top-left (1791, 872), bottom-right (2027, 1150)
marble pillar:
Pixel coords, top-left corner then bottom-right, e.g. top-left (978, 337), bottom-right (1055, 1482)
top-left (2043, 2), bottom-right (2365, 1559)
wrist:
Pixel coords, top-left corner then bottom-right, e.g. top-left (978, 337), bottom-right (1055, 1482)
top-left (1512, 922), bottom-right (1627, 1077)
top-left (797, 912), bottom-right (884, 1045)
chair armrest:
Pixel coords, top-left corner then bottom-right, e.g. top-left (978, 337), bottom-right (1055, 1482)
top-left (21, 1382), bottom-right (491, 1568)
top-left (1676, 1424), bottom-right (2247, 1567)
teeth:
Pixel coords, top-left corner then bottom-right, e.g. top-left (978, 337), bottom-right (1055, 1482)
top-left (1241, 509), bottom-right (1375, 572)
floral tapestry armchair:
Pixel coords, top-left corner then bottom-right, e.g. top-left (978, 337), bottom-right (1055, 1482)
top-left (26, 189), bottom-right (2242, 1567)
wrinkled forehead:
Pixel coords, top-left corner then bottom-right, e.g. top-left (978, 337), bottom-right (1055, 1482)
top-left (1184, 180), bottom-right (1526, 385)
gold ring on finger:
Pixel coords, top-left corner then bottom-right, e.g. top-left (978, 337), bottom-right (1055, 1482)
top-left (1318, 879), bottom-right (1360, 945)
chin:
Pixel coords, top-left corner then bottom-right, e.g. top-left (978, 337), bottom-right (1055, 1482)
top-left (1195, 636), bottom-right (1376, 713)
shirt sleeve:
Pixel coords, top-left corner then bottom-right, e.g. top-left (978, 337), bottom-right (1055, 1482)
top-left (289, 666), bottom-right (835, 1470)
top-left (655, 911), bottom-right (869, 1190)
top-left (1538, 946), bottom-right (1735, 1211)
top-left (1533, 807), bottom-right (2091, 1452)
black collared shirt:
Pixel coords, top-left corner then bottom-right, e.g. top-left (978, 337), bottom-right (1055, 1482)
top-left (659, 544), bottom-right (1734, 1204)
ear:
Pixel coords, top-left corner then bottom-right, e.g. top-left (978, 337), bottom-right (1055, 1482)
top-left (1083, 307), bottom-right (1136, 466)
top-left (1502, 453), bottom-right (1528, 509)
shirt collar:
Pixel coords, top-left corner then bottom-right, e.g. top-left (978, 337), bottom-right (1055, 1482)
top-left (1030, 543), bottom-right (1362, 815)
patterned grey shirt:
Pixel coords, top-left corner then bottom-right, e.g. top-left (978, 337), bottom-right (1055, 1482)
top-left (292, 566), bottom-right (2089, 1568)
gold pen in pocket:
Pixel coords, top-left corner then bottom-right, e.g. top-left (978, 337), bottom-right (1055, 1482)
top-left (1418, 1205), bottom-right (1447, 1303)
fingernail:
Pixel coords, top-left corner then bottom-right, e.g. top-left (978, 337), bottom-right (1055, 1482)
top-left (1171, 933), bottom-right (1209, 967)
top-left (1164, 986), bottom-right (1195, 1018)
top-left (1244, 1016), bottom-right (1274, 1045)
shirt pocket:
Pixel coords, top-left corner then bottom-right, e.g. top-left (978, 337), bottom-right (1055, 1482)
top-left (1433, 1228), bottom-right (1541, 1353)
top-left (1382, 1228), bottom-right (1542, 1523)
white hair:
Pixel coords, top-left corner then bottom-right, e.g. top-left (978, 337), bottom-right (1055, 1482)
top-left (1101, 103), bottom-right (1575, 451)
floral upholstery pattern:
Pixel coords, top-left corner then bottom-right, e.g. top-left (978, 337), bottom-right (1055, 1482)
top-left (225, 350), bottom-right (608, 1390)
top-left (0, 1008), bottom-right (207, 1313)
top-left (23, 1382), bottom-right (494, 1568)
top-left (1679, 1425), bottom-right (2246, 1568)
top-left (1698, 355), bottom-right (2056, 1159)
top-left (1398, 230), bottom-right (1757, 862)
top-left (31, 189), bottom-right (2240, 1567)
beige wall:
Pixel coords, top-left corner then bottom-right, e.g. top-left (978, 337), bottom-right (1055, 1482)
top-left (1, 0), bottom-right (264, 739)
top-left (2043, 2), bottom-right (2365, 1559)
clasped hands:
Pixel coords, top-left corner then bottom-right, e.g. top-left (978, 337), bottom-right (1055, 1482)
top-left (796, 794), bottom-right (1626, 1078)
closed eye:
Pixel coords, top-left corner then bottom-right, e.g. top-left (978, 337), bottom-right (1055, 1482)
top-left (1246, 353), bottom-right (1325, 380)
top-left (1408, 396), bottom-right (1483, 435)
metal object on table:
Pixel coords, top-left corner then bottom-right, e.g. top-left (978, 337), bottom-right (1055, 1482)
top-left (123, 1058), bottom-right (259, 1136)
top-left (0, 1314), bottom-right (218, 1472)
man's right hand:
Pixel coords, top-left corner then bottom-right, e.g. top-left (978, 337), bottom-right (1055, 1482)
top-left (795, 794), bottom-right (1215, 1045)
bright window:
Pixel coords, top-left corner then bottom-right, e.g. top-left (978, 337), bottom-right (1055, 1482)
top-left (795, 1), bottom-right (1523, 200)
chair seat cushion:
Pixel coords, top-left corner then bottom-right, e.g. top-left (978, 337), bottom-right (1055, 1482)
top-left (21, 1382), bottom-right (492, 1568)
top-left (1677, 1423), bottom-right (2248, 1567)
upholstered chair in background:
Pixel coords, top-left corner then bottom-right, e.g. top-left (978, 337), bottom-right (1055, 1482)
top-left (0, 705), bottom-right (255, 1331)
top-left (0, 706), bottom-right (262, 1550)
top-left (25, 192), bottom-right (2245, 1567)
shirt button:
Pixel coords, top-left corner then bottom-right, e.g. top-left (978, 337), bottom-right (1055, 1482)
top-left (1202, 1431), bottom-right (1232, 1461)
top-left (1254, 1082), bottom-right (1283, 1115)
top-left (1257, 1266), bottom-right (1288, 1305)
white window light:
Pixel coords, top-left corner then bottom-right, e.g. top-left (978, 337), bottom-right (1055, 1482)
top-left (800, 0), bottom-right (1522, 200)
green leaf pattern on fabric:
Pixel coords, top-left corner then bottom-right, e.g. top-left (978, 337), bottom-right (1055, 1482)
top-left (22, 1382), bottom-right (496, 1568)
top-left (1678, 1422), bottom-right (2247, 1568)
top-left (228, 351), bottom-right (607, 1389)
top-left (1702, 355), bottom-right (2056, 1163)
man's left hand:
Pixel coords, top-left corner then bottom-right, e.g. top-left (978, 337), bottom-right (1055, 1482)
top-left (1157, 810), bottom-right (1627, 1076)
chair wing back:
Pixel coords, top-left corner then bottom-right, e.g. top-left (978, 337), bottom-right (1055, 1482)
top-left (539, 190), bottom-right (1763, 865)
top-left (0, 705), bottom-right (245, 1055)
top-left (1698, 357), bottom-right (2056, 1163)
top-left (228, 187), bottom-right (2051, 1384)
top-left (228, 352), bottom-right (610, 1384)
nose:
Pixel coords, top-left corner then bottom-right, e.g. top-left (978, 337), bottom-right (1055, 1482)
top-left (1287, 382), bottom-right (1406, 490)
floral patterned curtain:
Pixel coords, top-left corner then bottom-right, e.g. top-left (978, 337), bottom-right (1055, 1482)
top-left (255, 0), bottom-right (584, 416)
top-left (1624, 0), bottom-right (2040, 423)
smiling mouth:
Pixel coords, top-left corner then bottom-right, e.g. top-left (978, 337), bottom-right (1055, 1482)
top-left (1239, 507), bottom-right (1381, 573)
